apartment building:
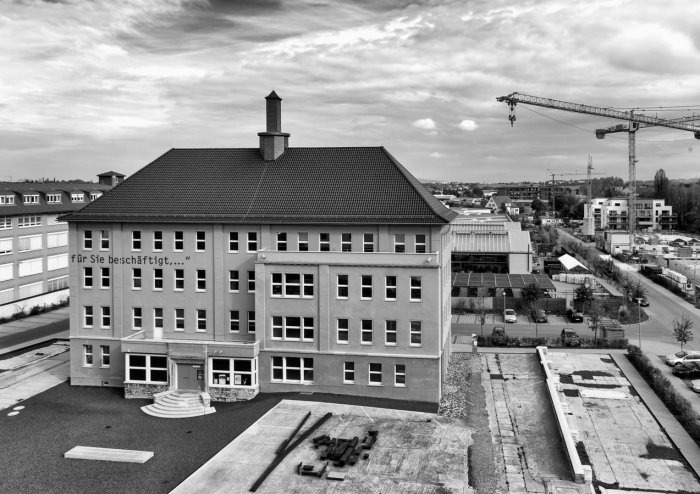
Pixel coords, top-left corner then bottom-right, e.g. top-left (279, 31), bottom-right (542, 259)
top-left (0, 178), bottom-right (118, 318)
top-left (586, 197), bottom-right (675, 231)
top-left (62, 92), bottom-right (457, 404)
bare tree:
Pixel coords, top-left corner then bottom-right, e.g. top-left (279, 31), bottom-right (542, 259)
top-left (588, 301), bottom-right (606, 342)
top-left (672, 315), bottom-right (695, 351)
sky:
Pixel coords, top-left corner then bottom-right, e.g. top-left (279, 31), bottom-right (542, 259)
top-left (1, 0), bottom-right (699, 184)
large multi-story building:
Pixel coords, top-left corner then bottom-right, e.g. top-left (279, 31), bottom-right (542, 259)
top-left (0, 177), bottom-right (120, 318)
top-left (585, 197), bottom-right (675, 232)
top-left (62, 92), bottom-right (457, 404)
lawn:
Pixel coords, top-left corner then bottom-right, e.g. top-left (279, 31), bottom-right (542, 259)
top-left (0, 383), bottom-right (435, 494)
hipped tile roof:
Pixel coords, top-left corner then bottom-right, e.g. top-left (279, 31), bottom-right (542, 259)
top-left (62, 147), bottom-right (457, 225)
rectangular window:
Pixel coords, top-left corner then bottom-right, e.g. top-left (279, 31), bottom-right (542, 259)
top-left (385, 276), bottom-right (397, 301)
top-left (126, 355), bottom-right (168, 383)
top-left (0, 237), bottom-right (10, 255)
top-left (272, 316), bottom-right (314, 341)
top-left (229, 310), bottom-right (240, 332)
top-left (0, 263), bottom-right (13, 282)
top-left (247, 311), bottom-right (255, 333)
top-left (271, 356), bottom-right (313, 383)
top-left (361, 319), bottom-right (373, 344)
top-left (228, 232), bottom-right (239, 252)
top-left (154, 308), bottom-right (163, 329)
top-left (337, 318), bottom-right (349, 343)
top-left (0, 195), bottom-right (15, 205)
top-left (344, 362), bottom-right (355, 384)
top-left (47, 253), bottom-right (68, 271)
top-left (248, 271), bottom-right (255, 293)
top-left (210, 357), bottom-right (254, 387)
top-left (196, 309), bottom-right (207, 332)
top-left (337, 274), bottom-right (349, 299)
top-left (18, 258), bottom-right (42, 277)
top-left (154, 268), bottom-right (163, 290)
top-left (410, 321), bottom-right (422, 346)
top-left (131, 231), bottom-right (142, 251)
top-left (298, 232), bottom-right (308, 251)
top-left (0, 288), bottom-right (11, 304)
top-left (90, 192), bottom-right (101, 201)
top-left (196, 269), bottom-right (206, 291)
top-left (410, 276), bottom-right (422, 301)
top-left (0, 217), bottom-right (11, 230)
top-left (394, 233), bottom-right (405, 253)
top-left (132, 307), bottom-right (142, 330)
top-left (415, 234), bottom-right (427, 253)
top-left (47, 231), bottom-right (68, 248)
top-left (18, 216), bottom-right (41, 228)
top-left (83, 230), bottom-right (93, 250)
top-left (84, 345), bottom-right (93, 366)
top-left (153, 231), bottom-right (163, 251)
top-left (100, 346), bottom-right (110, 367)
top-left (19, 282), bottom-right (42, 299)
top-left (195, 231), bottom-right (206, 252)
top-left (385, 320), bottom-right (397, 345)
top-left (83, 306), bottom-right (94, 327)
top-left (395, 364), bottom-right (406, 387)
top-left (132, 268), bottom-right (142, 290)
top-left (18, 234), bottom-right (42, 252)
top-left (271, 273), bottom-right (314, 298)
top-left (100, 230), bottom-right (110, 250)
top-left (23, 194), bottom-right (39, 204)
top-left (47, 276), bottom-right (68, 292)
top-left (175, 308), bottom-right (185, 331)
top-left (174, 231), bottom-right (184, 251)
top-left (369, 363), bottom-right (382, 385)
top-left (83, 267), bottom-right (93, 288)
top-left (174, 269), bottom-right (184, 291)
top-left (101, 306), bottom-right (111, 328)
top-left (341, 233), bottom-right (352, 252)
top-left (229, 270), bottom-right (239, 292)
top-left (100, 267), bottom-right (110, 288)
top-left (276, 232), bottom-right (287, 251)
top-left (361, 275), bottom-right (373, 299)
top-left (319, 232), bottom-right (330, 251)
top-left (363, 233), bottom-right (374, 253)
top-left (247, 232), bottom-right (258, 252)
top-left (71, 193), bottom-right (84, 203)
top-left (47, 193), bottom-right (61, 204)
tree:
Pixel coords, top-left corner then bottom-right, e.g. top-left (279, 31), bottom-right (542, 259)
top-left (472, 186), bottom-right (483, 198)
top-left (653, 169), bottom-right (670, 199)
top-left (672, 315), bottom-right (694, 351)
top-left (531, 198), bottom-right (546, 217)
top-left (588, 301), bottom-right (606, 342)
top-left (522, 283), bottom-right (541, 307)
top-left (574, 284), bottom-right (594, 311)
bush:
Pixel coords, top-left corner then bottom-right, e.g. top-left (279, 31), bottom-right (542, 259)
top-left (627, 345), bottom-right (700, 446)
top-left (477, 334), bottom-right (628, 349)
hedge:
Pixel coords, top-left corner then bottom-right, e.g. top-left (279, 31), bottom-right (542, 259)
top-left (0, 297), bottom-right (69, 325)
top-left (627, 345), bottom-right (700, 446)
top-left (476, 334), bottom-right (628, 349)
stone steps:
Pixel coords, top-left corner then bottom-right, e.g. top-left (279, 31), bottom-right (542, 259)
top-left (141, 390), bottom-right (215, 419)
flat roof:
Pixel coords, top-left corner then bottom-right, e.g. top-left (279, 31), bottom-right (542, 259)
top-left (451, 272), bottom-right (555, 290)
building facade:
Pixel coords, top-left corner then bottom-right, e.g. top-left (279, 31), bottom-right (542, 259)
top-left (586, 197), bottom-right (675, 231)
top-left (0, 178), bottom-right (116, 318)
top-left (63, 92), bottom-right (456, 404)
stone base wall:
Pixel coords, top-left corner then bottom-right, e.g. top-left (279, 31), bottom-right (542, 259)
top-left (208, 386), bottom-right (258, 402)
top-left (124, 383), bottom-right (169, 399)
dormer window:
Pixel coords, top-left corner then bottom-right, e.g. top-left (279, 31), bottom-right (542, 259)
top-left (0, 195), bottom-right (14, 205)
top-left (23, 194), bottom-right (39, 204)
top-left (47, 194), bottom-right (62, 204)
top-left (71, 193), bottom-right (85, 203)
top-left (90, 192), bottom-right (102, 201)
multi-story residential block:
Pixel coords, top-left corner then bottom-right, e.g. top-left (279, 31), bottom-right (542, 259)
top-left (62, 92), bottom-right (457, 404)
top-left (0, 177), bottom-right (119, 317)
top-left (585, 197), bottom-right (675, 232)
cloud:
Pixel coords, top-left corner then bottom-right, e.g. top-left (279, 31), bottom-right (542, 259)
top-left (412, 118), bottom-right (436, 130)
top-left (429, 152), bottom-right (444, 158)
top-left (457, 119), bottom-right (478, 131)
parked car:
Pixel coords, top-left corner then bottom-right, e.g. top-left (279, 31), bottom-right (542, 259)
top-left (687, 380), bottom-right (700, 393)
top-left (673, 354), bottom-right (700, 367)
top-left (632, 298), bottom-right (649, 307)
top-left (491, 325), bottom-right (506, 344)
top-left (530, 309), bottom-right (547, 323)
top-left (504, 309), bottom-right (517, 323)
top-left (672, 361), bottom-right (700, 379)
top-left (561, 328), bottom-right (581, 347)
top-left (664, 351), bottom-right (700, 367)
top-left (566, 309), bottom-right (584, 323)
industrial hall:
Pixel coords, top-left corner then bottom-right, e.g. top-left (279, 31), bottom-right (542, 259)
top-left (62, 92), bottom-right (457, 405)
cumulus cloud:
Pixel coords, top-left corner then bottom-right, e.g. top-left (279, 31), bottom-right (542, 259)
top-left (412, 118), bottom-right (437, 130)
top-left (457, 119), bottom-right (478, 131)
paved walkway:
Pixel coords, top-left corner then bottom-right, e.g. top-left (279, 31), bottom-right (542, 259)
top-left (0, 307), bottom-right (69, 355)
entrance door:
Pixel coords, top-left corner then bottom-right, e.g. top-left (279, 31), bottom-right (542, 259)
top-left (177, 363), bottom-right (203, 391)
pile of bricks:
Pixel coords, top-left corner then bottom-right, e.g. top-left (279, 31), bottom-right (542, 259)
top-left (313, 430), bottom-right (378, 467)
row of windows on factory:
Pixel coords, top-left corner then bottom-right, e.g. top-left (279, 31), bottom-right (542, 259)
top-left (0, 276), bottom-right (68, 305)
top-left (89, 351), bottom-right (407, 388)
top-left (81, 230), bottom-right (428, 254)
top-left (0, 254), bottom-right (69, 282)
top-left (0, 192), bottom-right (101, 206)
top-left (80, 268), bottom-right (423, 302)
top-left (0, 231), bottom-right (68, 256)
top-left (0, 215), bottom-right (63, 231)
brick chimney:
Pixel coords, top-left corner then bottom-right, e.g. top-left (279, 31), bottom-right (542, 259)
top-left (258, 91), bottom-right (290, 161)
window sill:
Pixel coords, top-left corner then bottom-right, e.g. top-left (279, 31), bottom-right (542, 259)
top-left (367, 382), bottom-right (383, 386)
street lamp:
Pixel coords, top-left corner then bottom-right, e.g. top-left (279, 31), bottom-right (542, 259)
top-left (503, 290), bottom-right (506, 317)
top-left (635, 297), bottom-right (643, 349)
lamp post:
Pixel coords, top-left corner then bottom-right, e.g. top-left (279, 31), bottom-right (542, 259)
top-left (503, 290), bottom-right (506, 318)
top-left (635, 297), bottom-right (643, 349)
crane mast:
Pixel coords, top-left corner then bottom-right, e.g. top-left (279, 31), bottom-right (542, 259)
top-left (497, 92), bottom-right (700, 253)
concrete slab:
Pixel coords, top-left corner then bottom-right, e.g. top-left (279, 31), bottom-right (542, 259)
top-left (171, 400), bottom-right (472, 494)
top-left (65, 446), bottom-right (153, 463)
top-left (578, 389), bottom-right (627, 400)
